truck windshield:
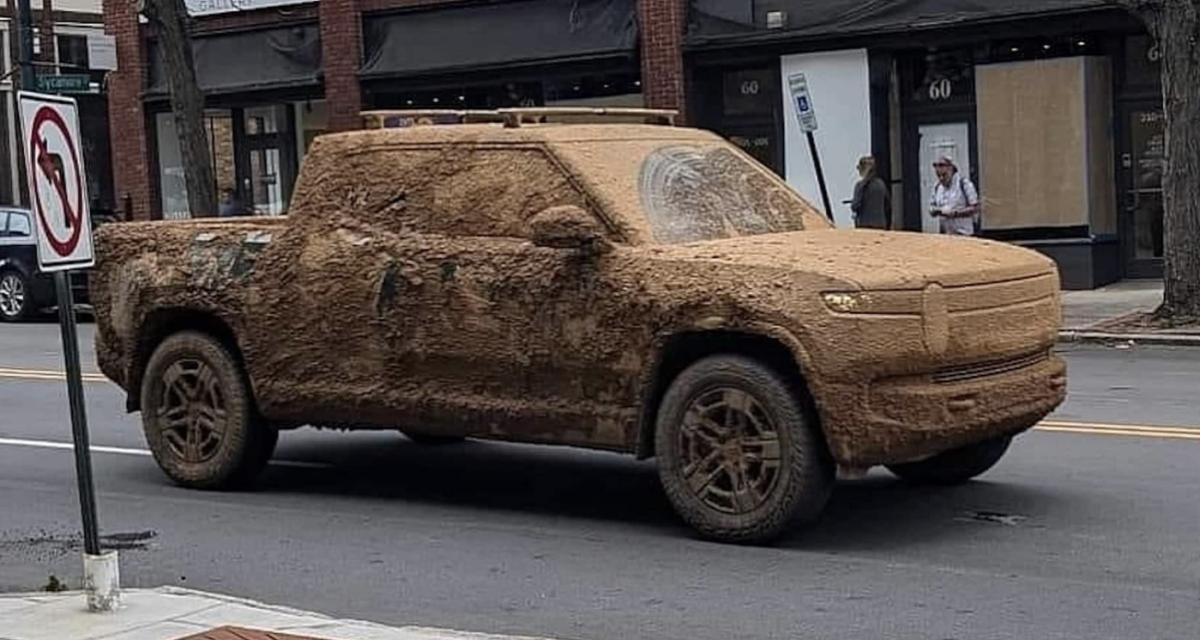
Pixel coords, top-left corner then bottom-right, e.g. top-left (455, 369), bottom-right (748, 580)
top-left (554, 139), bottom-right (830, 244)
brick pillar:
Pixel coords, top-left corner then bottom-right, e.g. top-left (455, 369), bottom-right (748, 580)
top-left (638, 0), bottom-right (687, 123)
top-left (103, 0), bottom-right (153, 220)
top-left (320, 0), bottom-right (364, 132)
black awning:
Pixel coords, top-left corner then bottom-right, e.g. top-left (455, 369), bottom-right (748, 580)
top-left (361, 0), bottom-right (637, 80)
top-left (690, 0), bottom-right (1110, 42)
top-left (147, 24), bottom-right (322, 96)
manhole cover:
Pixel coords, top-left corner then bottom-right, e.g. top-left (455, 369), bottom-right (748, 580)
top-left (176, 627), bottom-right (330, 640)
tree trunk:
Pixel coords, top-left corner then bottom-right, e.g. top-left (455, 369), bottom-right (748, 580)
top-left (143, 0), bottom-right (216, 218)
top-left (1154, 5), bottom-right (1200, 319)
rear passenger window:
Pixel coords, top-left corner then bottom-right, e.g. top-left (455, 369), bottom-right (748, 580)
top-left (341, 147), bottom-right (592, 238)
top-left (7, 212), bottom-right (30, 237)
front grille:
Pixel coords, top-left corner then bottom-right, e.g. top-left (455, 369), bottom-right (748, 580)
top-left (933, 351), bottom-right (1049, 384)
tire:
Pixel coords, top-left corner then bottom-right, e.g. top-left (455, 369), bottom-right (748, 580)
top-left (140, 331), bottom-right (276, 490)
top-left (886, 436), bottom-right (1012, 485)
top-left (401, 430), bottom-right (466, 446)
top-left (0, 270), bottom-right (31, 322)
top-left (655, 355), bottom-right (834, 544)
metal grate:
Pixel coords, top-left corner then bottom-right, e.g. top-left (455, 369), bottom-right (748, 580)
top-left (932, 351), bottom-right (1049, 384)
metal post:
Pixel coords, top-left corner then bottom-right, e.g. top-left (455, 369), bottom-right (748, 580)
top-left (19, 0), bottom-right (112, 606)
top-left (806, 131), bottom-right (834, 223)
top-left (54, 272), bottom-right (101, 557)
top-left (17, 0), bottom-right (35, 92)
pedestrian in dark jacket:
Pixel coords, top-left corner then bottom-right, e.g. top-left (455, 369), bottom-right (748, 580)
top-left (851, 155), bottom-right (890, 230)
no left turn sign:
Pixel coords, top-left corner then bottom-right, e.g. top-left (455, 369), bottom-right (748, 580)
top-left (19, 92), bottom-right (94, 272)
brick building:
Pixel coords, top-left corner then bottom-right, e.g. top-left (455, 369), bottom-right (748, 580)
top-left (2, 0), bottom-right (113, 209)
top-left (103, 0), bottom-right (687, 222)
top-left (103, 0), bottom-right (1165, 288)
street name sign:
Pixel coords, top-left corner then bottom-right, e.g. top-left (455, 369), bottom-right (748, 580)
top-left (18, 91), bottom-right (95, 272)
top-left (36, 74), bottom-right (93, 94)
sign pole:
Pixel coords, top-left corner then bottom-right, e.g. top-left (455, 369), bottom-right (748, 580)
top-left (54, 272), bottom-right (101, 558)
top-left (806, 131), bottom-right (834, 223)
top-left (17, 1), bottom-right (114, 611)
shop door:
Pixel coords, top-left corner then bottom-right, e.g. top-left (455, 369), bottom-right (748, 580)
top-left (1120, 105), bottom-right (1165, 278)
top-left (236, 106), bottom-right (297, 216)
top-left (918, 122), bottom-right (973, 234)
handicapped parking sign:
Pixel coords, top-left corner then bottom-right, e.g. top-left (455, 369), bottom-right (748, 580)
top-left (788, 73), bottom-right (819, 133)
top-left (18, 91), bottom-right (94, 272)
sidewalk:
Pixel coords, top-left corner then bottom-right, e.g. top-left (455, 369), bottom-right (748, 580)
top-left (0, 587), bottom-right (548, 640)
top-left (1059, 280), bottom-right (1200, 346)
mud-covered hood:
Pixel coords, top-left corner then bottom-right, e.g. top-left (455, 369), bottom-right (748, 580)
top-left (643, 229), bottom-right (1057, 289)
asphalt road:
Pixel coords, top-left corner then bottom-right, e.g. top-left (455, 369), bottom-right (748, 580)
top-left (1, 322), bottom-right (1197, 640)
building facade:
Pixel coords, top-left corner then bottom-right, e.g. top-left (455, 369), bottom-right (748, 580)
top-left (104, 0), bottom-right (686, 222)
top-left (2, 0), bottom-right (113, 211)
top-left (687, 0), bottom-right (1164, 288)
top-left (103, 0), bottom-right (1164, 289)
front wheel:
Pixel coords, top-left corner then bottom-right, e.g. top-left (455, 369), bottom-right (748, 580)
top-left (655, 355), bottom-right (834, 545)
top-left (886, 436), bottom-right (1012, 485)
top-left (141, 331), bottom-right (277, 489)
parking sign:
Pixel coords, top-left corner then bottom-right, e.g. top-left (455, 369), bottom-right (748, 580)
top-left (788, 73), bottom-right (819, 133)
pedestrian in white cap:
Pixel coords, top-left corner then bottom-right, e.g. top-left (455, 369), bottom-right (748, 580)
top-left (929, 155), bottom-right (979, 236)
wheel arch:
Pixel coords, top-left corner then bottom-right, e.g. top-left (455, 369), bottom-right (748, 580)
top-left (634, 324), bottom-right (824, 460)
top-left (127, 308), bottom-right (248, 412)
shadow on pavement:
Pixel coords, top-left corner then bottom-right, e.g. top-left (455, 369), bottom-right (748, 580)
top-left (232, 431), bottom-right (1065, 549)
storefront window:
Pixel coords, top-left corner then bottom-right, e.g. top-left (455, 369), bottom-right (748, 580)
top-left (155, 109), bottom-right (236, 219)
top-left (1129, 109), bottom-right (1165, 258)
top-left (295, 99), bottom-right (328, 155)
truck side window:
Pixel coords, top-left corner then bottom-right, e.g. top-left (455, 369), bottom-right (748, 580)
top-left (349, 146), bottom-right (593, 239)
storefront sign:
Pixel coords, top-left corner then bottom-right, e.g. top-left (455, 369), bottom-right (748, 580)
top-left (186, 0), bottom-right (309, 16)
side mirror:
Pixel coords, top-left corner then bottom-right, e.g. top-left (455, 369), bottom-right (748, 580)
top-left (529, 205), bottom-right (611, 254)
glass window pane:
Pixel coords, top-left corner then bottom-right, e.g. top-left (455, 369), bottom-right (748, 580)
top-left (8, 211), bottom-right (31, 236)
top-left (56, 34), bottom-right (89, 71)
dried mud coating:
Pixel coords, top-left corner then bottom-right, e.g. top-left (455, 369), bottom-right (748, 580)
top-left (639, 145), bottom-right (809, 243)
top-left (91, 124), bottom-right (1066, 468)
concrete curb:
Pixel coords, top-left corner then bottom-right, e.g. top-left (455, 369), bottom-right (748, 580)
top-left (0, 587), bottom-right (558, 640)
top-left (1058, 330), bottom-right (1200, 347)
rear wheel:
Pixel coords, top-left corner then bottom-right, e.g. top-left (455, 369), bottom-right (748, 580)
top-left (140, 331), bottom-right (276, 489)
top-left (0, 270), bottom-right (30, 322)
top-left (886, 436), bottom-right (1012, 485)
top-left (655, 355), bottom-right (834, 544)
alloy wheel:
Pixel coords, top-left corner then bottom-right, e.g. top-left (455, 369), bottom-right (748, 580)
top-left (0, 273), bottom-right (26, 319)
top-left (156, 358), bottom-right (228, 464)
top-left (678, 387), bottom-right (784, 515)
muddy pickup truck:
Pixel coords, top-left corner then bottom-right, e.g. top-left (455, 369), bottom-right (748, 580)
top-left (91, 114), bottom-right (1066, 543)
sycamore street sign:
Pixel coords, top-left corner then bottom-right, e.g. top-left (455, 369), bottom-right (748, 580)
top-left (35, 75), bottom-right (93, 94)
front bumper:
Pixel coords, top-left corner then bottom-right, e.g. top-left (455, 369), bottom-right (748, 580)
top-left (819, 353), bottom-right (1067, 467)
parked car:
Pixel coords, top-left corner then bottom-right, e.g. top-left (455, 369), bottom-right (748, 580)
top-left (0, 208), bottom-right (95, 321)
top-left (89, 112), bottom-right (1067, 544)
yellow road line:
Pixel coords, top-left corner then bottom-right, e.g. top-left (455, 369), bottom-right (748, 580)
top-left (1035, 424), bottom-right (1200, 441)
top-left (1038, 419), bottom-right (1199, 436)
